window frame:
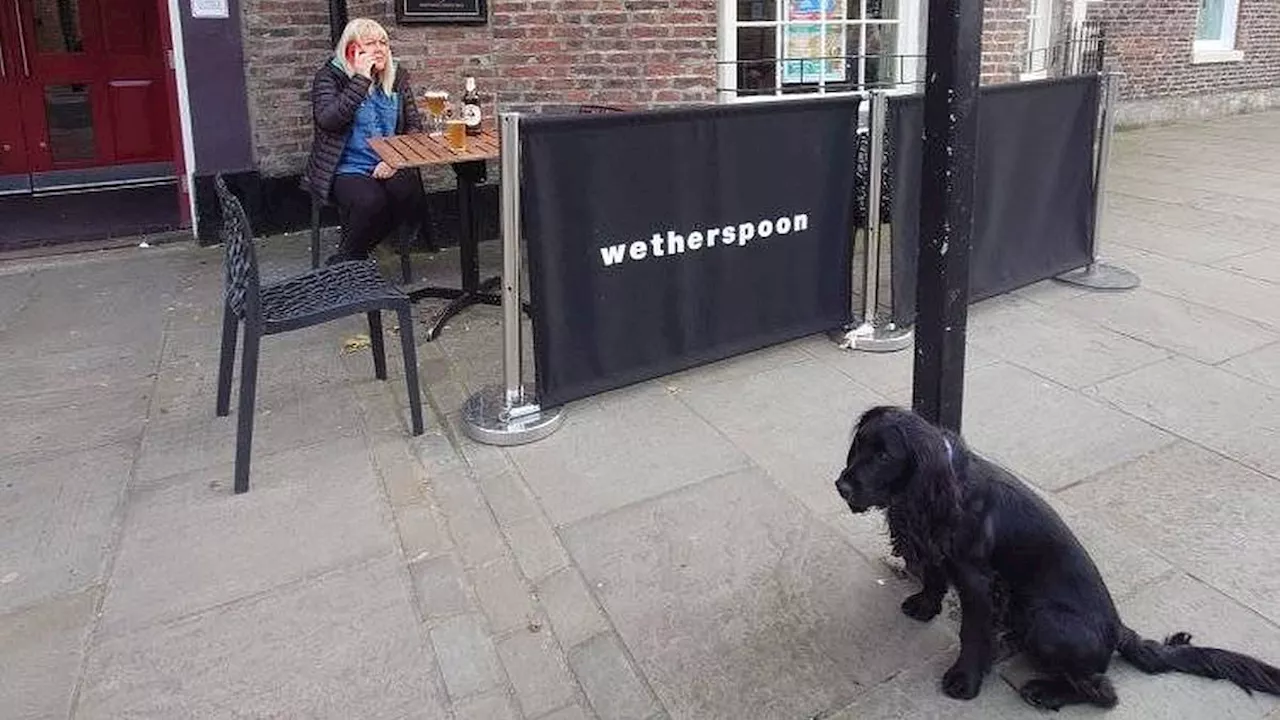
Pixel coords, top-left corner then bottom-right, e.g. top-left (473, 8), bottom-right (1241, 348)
top-left (717, 0), bottom-right (923, 103)
top-left (1021, 0), bottom-right (1053, 80)
top-left (1194, 0), bottom-right (1240, 52)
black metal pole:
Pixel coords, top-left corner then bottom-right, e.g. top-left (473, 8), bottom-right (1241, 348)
top-left (910, 0), bottom-right (983, 432)
top-left (329, 0), bottom-right (349, 47)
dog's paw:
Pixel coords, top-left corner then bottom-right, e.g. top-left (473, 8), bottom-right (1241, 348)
top-left (942, 663), bottom-right (984, 700)
top-left (1018, 679), bottom-right (1065, 711)
top-left (1164, 632), bottom-right (1192, 646)
top-left (901, 591), bottom-right (942, 622)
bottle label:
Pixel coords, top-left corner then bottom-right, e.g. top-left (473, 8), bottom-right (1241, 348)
top-left (463, 104), bottom-right (481, 126)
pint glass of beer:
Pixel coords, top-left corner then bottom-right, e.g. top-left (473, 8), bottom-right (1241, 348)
top-left (444, 120), bottom-right (466, 150)
top-left (423, 91), bottom-right (448, 136)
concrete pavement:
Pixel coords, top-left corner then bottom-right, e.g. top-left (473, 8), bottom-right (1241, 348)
top-left (2, 112), bottom-right (1279, 720)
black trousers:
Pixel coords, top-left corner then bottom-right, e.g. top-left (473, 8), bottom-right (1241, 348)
top-left (330, 170), bottom-right (426, 262)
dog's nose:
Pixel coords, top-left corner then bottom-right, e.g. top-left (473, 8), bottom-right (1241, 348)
top-left (835, 477), bottom-right (854, 498)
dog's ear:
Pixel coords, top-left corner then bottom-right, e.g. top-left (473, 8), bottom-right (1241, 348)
top-left (903, 420), bottom-right (961, 531)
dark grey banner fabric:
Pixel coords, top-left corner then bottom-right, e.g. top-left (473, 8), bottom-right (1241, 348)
top-left (520, 98), bottom-right (861, 408)
top-left (886, 76), bottom-right (1100, 324)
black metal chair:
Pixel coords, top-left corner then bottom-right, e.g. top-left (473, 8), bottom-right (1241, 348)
top-left (215, 175), bottom-right (424, 494)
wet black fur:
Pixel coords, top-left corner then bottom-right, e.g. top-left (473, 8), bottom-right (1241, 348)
top-left (834, 405), bottom-right (1280, 710)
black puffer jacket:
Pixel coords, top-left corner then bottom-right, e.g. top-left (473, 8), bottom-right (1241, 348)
top-left (300, 60), bottom-right (423, 203)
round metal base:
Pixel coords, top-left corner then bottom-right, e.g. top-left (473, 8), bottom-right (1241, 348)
top-left (1054, 262), bottom-right (1140, 291)
top-left (831, 322), bottom-right (914, 353)
top-left (462, 384), bottom-right (565, 446)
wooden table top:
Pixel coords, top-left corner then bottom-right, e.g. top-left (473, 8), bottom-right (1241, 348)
top-left (369, 122), bottom-right (500, 169)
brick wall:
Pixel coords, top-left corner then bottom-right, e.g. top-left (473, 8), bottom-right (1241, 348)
top-left (981, 0), bottom-right (1028, 84)
top-left (241, 0), bottom-right (717, 178)
top-left (1087, 0), bottom-right (1280, 101)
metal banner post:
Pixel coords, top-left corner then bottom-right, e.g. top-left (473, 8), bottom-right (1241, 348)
top-left (462, 112), bottom-right (565, 446)
top-left (1055, 70), bottom-right (1140, 291)
top-left (836, 91), bottom-right (913, 353)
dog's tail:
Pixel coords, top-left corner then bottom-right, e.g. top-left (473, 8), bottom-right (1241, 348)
top-left (1118, 626), bottom-right (1280, 696)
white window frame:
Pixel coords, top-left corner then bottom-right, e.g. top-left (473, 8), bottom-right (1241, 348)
top-left (1193, 0), bottom-right (1244, 63)
top-left (717, 0), bottom-right (924, 103)
top-left (1020, 0), bottom-right (1053, 80)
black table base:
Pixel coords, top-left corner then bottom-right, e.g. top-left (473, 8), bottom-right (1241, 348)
top-left (404, 159), bottom-right (504, 341)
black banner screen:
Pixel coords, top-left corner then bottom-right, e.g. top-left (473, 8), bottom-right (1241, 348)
top-left (520, 98), bottom-right (862, 408)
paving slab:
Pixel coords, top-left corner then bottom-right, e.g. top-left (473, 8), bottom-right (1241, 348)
top-left (98, 437), bottom-right (397, 636)
top-left (562, 468), bottom-right (954, 720)
top-left (536, 567), bottom-right (611, 650)
top-left (505, 384), bottom-right (752, 527)
top-left (454, 692), bottom-right (521, 720)
top-left (1054, 286), bottom-right (1277, 365)
top-left (0, 587), bottom-right (98, 720)
top-left (677, 358), bottom-right (889, 517)
top-left (1087, 355), bottom-right (1280, 479)
top-left (1119, 573), bottom-right (1280, 683)
top-left (1, 341), bottom-right (160, 401)
top-left (1220, 341), bottom-right (1280, 389)
top-left (659, 339), bottom-right (813, 392)
top-left (496, 627), bottom-right (579, 717)
top-left (959, 362), bottom-right (1176, 492)
top-left (1097, 204), bottom-right (1267, 265)
top-left (77, 555), bottom-right (445, 720)
top-left (134, 379), bottom-right (366, 485)
top-left (569, 632), bottom-right (661, 720)
top-left (1215, 247), bottom-right (1280, 283)
top-left (1113, 249), bottom-right (1280, 331)
top-left (1062, 441), bottom-right (1280, 625)
top-left (966, 294), bottom-right (1171, 389)
top-left (0, 383), bottom-right (150, 466)
top-left (796, 333), bottom-right (999, 399)
top-left (430, 613), bottom-right (506, 701)
top-left (0, 444), bottom-right (132, 615)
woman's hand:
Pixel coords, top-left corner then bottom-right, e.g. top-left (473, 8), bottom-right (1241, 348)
top-left (372, 161), bottom-right (396, 180)
top-left (353, 49), bottom-right (376, 79)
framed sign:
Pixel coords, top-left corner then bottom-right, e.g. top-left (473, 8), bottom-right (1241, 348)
top-left (396, 0), bottom-right (487, 24)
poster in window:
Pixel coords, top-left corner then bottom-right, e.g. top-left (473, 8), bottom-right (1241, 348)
top-left (782, 23), bottom-right (847, 84)
top-left (396, 0), bottom-right (487, 24)
top-left (787, 0), bottom-right (844, 20)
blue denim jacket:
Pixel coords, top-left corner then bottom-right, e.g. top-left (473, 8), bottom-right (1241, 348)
top-left (335, 84), bottom-right (400, 177)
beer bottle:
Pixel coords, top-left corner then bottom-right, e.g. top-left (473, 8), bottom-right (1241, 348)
top-left (462, 76), bottom-right (482, 135)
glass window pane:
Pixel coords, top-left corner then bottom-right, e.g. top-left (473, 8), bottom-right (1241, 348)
top-left (864, 23), bottom-right (900, 88)
top-left (1197, 0), bottom-right (1225, 40)
top-left (737, 27), bottom-right (777, 95)
top-left (737, 0), bottom-right (776, 22)
top-left (34, 0), bottom-right (84, 53)
top-left (782, 23), bottom-right (824, 84)
top-left (865, 0), bottom-right (898, 21)
top-left (44, 84), bottom-right (95, 163)
top-left (826, 0), bottom-right (847, 21)
top-left (824, 26), bottom-right (848, 83)
top-left (788, 0), bottom-right (830, 22)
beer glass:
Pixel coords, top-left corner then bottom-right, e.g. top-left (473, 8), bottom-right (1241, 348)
top-left (444, 119), bottom-right (466, 150)
top-left (423, 90), bottom-right (448, 136)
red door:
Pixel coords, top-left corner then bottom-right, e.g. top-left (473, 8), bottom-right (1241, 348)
top-left (0, 0), bottom-right (173, 194)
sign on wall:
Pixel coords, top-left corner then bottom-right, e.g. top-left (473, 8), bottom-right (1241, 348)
top-left (396, 0), bottom-right (487, 24)
top-left (190, 0), bottom-right (229, 19)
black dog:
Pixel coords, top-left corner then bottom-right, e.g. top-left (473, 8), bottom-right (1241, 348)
top-left (835, 405), bottom-right (1280, 710)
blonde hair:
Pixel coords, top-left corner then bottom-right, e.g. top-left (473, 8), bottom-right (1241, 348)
top-left (334, 18), bottom-right (397, 97)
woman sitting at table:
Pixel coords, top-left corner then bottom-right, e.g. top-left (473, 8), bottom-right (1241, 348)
top-left (302, 17), bottom-right (426, 264)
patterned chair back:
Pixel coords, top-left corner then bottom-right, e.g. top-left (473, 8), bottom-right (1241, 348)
top-left (214, 175), bottom-right (261, 320)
